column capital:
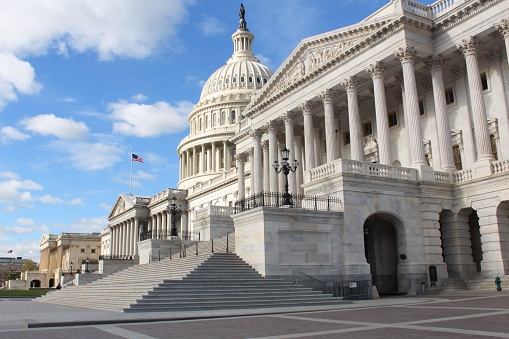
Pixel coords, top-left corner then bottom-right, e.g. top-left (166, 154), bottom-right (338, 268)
top-left (265, 120), bottom-right (280, 132)
top-left (456, 36), bottom-right (479, 56)
top-left (261, 139), bottom-right (269, 151)
top-left (282, 111), bottom-right (295, 122)
top-left (365, 61), bottom-right (387, 78)
top-left (319, 89), bottom-right (335, 103)
top-left (248, 147), bottom-right (255, 157)
top-left (424, 54), bottom-right (446, 71)
top-left (299, 101), bottom-right (313, 114)
top-left (485, 45), bottom-right (501, 64)
top-left (250, 129), bottom-right (262, 140)
top-left (340, 76), bottom-right (359, 91)
top-left (294, 124), bottom-right (304, 137)
top-left (495, 18), bottom-right (509, 38)
top-left (395, 45), bottom-right (417, 63)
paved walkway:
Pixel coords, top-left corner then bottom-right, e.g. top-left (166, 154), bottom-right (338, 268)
top-left (1, 290), bottom-right (509, 338)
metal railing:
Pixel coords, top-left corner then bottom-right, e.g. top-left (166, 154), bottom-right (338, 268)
top-left (139, 230), bottom-right (200, 241)
top-left (164, 233), bottom-right (235, 260)
top-left (99, 255), bottom-right (134, 260)
top-left (234, 192), bottom-right (342, 214)
top-left (296, 272), bottom-right (372, 300)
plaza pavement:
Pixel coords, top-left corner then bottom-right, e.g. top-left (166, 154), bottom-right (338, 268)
top-left (1, 290), bottom-right (509, 338)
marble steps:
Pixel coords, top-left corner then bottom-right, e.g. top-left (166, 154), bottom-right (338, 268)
top-left (442, 274), bottom-right (468, 291)
top-left (466, 274), bottom-right (509, 290)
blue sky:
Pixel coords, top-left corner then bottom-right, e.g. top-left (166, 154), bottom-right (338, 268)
top-left (0, 0), bottom-right (436, 263)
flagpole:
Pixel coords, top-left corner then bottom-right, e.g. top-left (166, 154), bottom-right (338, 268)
top-left (130, 151), bottom-right (133, 195)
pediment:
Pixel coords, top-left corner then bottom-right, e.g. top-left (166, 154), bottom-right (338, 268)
top-left (244, 15), bottom-right (399, 116)
top-left (108, 194), bottom-right (135, 220)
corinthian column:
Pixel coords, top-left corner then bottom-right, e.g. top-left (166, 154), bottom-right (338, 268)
top-left (320, 89), bottom-right (337, 163)
top-left (236, 153), bottom-right (247, 199)
top-left (294, 125), bottom-right (304, 193)
top-left (457, 37), bottom-right (494, 162)
top-left (426, 55), bottom-right (456, 171)
top-left (366, 62), bottom-right (391, 165)
top-left (301, 102), bottom-right (315, 170)
top-left (267, 121), bottom-right (279, 193)
top-left (262, 140), bottom-right (270, 192)
top-left (395, 46), bottom-right (427, 167)
top-left (340, 76), bottom-right (363, 161)
top-left (283, 111), bottom-right (296, 194)
top-left (251, 130), bottom-right (263, 194)
top-left (495, 19), bottom-right (509, 69)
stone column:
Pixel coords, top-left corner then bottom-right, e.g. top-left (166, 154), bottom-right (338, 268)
top-left (495, 19), bottom-right (509, 69)
top-left (192, 147), bottom-right (197, 176)
top-left (120, 222), bottom-right (126, 256)
top-left (366, 62), bottom-right (391, 165)
top-left (334, 108), bottom-right (342, 159)
top-left (236, 153), bottom-right (247, 199)
top-left (267, 121), bottom-right (279, 193)
top-left (162, 213), bottom-right (167, 239)
top-left (181, 210), bottom-right (189, 238)
top-left (283, 111), bottom-right (297, 194)
top-left (133, 217), bottom-right (139, 256)
top-left (301, 102), bottom-right (315, 170)
top-left (457, 37), bottom-right (494, 163)
top-left (277, 137), bottom-right (285, 194)
top-left (110, 226), bottom-right (115, 256)
top-left (341, 76), bottom-right (364, 162)
top-left (211, 142), bottom-right (216, 172)
top-left (440, 211), bottom-right (477, 275)
top-left (249, 147), bottom-right (254, 196)
top-left (426, 55), bottom-right (456, 172)
top-left (200, 145), bottom-right (205, 174)
top-left (313, 117), bottom-right (322, 167)
top-left (115, 225), bottom-right (120, 256)
top-left (294, 125), bottom-right (304, 193)
top-left (185, 150), bottom-right (190, 178)
top-left (126, 220), bottom-right (131, 256)
top-left (251, 130), bottom-right (263, 194)
top-left (262, 140), bottom-right (270, 192)
top-left (395, 46), bottom-right (427, 167)
top-left (320, 89), bottom-right (337, 163)
top-left (223, 141), bottom-right (229, 171)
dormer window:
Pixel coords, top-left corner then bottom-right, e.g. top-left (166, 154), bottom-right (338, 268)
top-left (256, 77), bottom-right (260, 83)
top-left (241, 76), bottom-right (245, 83)
top-left (249, 76), bottom-right (253, 83)
top-left (233, 77), bottom-right (237, 83)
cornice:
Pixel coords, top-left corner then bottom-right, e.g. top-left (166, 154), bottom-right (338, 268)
top-left (453, 173), bottom-right (509, 198)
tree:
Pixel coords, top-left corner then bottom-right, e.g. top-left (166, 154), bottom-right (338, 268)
top-left (21, 259), bottom-right (38, 272)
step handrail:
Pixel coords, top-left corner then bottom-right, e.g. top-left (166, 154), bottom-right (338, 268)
top-left (295, 272), bottom-right (326, 292)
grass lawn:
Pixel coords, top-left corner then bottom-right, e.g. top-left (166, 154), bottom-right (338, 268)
top-left (0, 289), bottom-right (52, 297)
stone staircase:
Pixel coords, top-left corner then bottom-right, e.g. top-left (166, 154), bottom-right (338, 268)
top-left (37, 236), bottom-right (345, 312)
top-left (442, 274), bottom-right (468, 291)
top-left (443, 273), bottom-right (509, 291)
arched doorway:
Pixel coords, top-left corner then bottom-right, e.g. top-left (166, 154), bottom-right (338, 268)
top-left (363, 214), bottom-right (400, 294)
top-left (497, 201), bottom-right (509, 274)
top-left (30, 280), bottom-right (41, 288)
top-left (48, 278), bottom-right (55, 287)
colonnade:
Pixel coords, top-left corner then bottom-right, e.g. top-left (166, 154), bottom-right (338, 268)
top-left (179, 141), bottom-right (234, 180)
top-left (236, 32), bottom-right (508, 197)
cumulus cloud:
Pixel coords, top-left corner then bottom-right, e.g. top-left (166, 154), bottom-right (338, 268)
top-left (0, 0), bottom-right (191, 109)
top-left (109, 100), bottom-right (192, 137)
top-left (132, 94), bottom-right (148, 102)
top-left (0, 172), bottom-right (21, 180)
top-left (0, 177), bottom-right (43, 210)
top-left (20, 114), bottom-right (89, 140)
top-left (54, 141), bottom-right (125, 171)
top-left (198, 16), bottom-right (227, 36)
top-left (0, 126), bottom-right (31, 144)
top-left (55, 216), bottom-right (108, 233)
top-left (0, 238), bottom-right (42, 263)
top-left (38, 194), bottom-right (84, 206)
top-left (133, 170), bottom-right (157, 181)
top-left (0, 218), bottom-right (50, 236)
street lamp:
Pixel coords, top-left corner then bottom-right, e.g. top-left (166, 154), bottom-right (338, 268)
top-left (85, 258), bottom-right (90, 273)
top-left (167, 196), bottom-right (181, 238)
top-left (70, 261), bottom-right (73, 275)
top-left (273, 147), bottom-right (299, 206)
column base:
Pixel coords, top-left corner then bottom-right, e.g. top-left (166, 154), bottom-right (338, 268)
top-left (473, 158), bottom-right (494, 178)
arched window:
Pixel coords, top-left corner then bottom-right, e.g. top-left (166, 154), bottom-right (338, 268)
top-left (231, 110), bottom-right (236, 124)
top-left (264, 78), bottom-right (267, 84)
top-left (212, 113), bottom-right (216, 127)
top-left (206, 115), bottom-right (209, 129)
top-left (249, 76), bottom-right (253, 83)
top-left (199, 118), bottom-right (203, 131)
top-left (241, 76), bottom-right (245, 83)
top-left (221, 111), bottom-right (226, 125)
top-left (256, 77), bottom-right (261, 84)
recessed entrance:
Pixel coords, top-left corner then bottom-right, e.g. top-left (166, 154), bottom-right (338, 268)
top-left (363, 214), bottom-right (399, 294)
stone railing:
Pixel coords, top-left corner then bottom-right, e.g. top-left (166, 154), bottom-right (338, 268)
top-left (403, 0), bottom-right (457, 19)
top-left (493, 159), bottom-right (509, 175)
top-left (306, 159), bottom-right (418, 183)
top-left (434, 171), bottom-right (451, 183)
top-left (190, 167), bottom-right (239, 194)
top-left (453, 169), bottom-right (473, 183)
top-left (195, 206), bottom-right (235, 219)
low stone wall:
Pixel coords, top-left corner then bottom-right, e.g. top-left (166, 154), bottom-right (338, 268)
top-left (99, 258), bottom-right (138, 276)
top-left (138, 239), bottom-right (196, 264)
top-left (232, 207), bottom-right (346, 281)
top-left (74, 273), bottom-right (103, 285)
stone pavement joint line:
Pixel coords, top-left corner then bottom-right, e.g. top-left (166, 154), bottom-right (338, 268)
top-left (97, 325), bottom-right (158, 339)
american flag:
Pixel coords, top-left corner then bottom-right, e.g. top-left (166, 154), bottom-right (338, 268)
top-left (7, 250), bottom-right (13, 253)
top-left (132, 154), bottom-right (143, 163)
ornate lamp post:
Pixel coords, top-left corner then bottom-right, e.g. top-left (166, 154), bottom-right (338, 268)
top-left (167, 196), bottom-right (181, 238)
top-left (273, 147), bottom-right (299, 206)
top-left (85, 258), bottom-right (90, 273)
top-left (70, 261), bottom-right (73, 275)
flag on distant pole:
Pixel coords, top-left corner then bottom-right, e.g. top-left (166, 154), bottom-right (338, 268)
top-left (130, 152), bottom-right (143, 195)
top-left (7, 250), bottom-right (13, 253)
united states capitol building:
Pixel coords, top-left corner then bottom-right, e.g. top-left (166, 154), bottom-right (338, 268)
top-left (104, 0), bottom-right (509, 294)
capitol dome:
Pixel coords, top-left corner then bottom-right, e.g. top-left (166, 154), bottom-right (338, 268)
top-left (199, 17), bottom-right (273, 101)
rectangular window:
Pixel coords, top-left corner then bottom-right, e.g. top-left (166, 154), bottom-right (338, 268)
top-left (445, 87), bottom-right (455, 105)
top-left (453, 145), bottom-right (462, 170)
top-left (80, 249), bottom-right (85, 253)
top-left (91, 249), bottom-right (96, 254)
top-left (362, 121), bottom-right (373, 137)
top-left (388, 110), bottom-right (398, 128)
top-left (481, 72), bottom-right (489, 91)
top-left (343, 131), bottom-right (350, 146)
top-left (419, 98), bottom-right (425, 116)
top-left (490, 134), bottom-right (498, 160)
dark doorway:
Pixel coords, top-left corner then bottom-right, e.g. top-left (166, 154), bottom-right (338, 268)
top-left (30, 280), bottom-right (41, 288)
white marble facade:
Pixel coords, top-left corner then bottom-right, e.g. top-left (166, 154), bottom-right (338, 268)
top-left (107, 0), bottom-right (509, 293)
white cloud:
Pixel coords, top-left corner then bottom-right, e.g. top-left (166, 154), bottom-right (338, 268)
top-left (0, 178), bottom-right (43, 210)
top-left (37, 194), bottom-right (84, 206)
top-left (0, 239), bottom-right (41, 263)
top-left (0, 171), bottom-right (21, 180)
top-left (0, 0), bottom-right (191, 109)
top-left (100, 203), bottom-right (111, 211)
top-left (198, 16), bottom-right (227, 36)
top-left (132, 94), bottom-right (148, 102)
top-left (133, 170), bottom-right (157, 181)
top-left (61, 97), bottom-right (76, 103)
top-left (20, 114), bottom-right (89, 140)
top-left (55, 216), bottom-right (108, 233)
top-left (0, 52), bottom-right (42, 110)
top-left (55, 141), bottom-right (125, 171)
top-left (0, 126), bottom-right (31, 144)
top-left (0, 218), bottom-right (50, 236)
top-left (109, 100), bottom-right (193, 137)
top-left (255, 54), bottom-right (273, 70)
